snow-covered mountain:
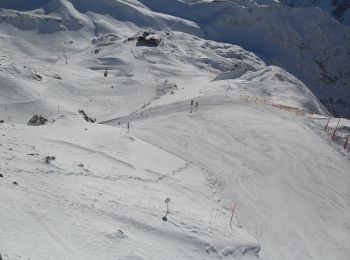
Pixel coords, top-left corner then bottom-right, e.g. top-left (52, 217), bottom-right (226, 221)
top-left (280, 0), bottom-right (350, 24)
top-left (0, 1), bottom-right (349, 260)
top-left (3, 0), bottom-right (348, 118)
top-left (225, 1), bottom-right (350, 25)
top-left (137, 0), bottom-right (350, 118)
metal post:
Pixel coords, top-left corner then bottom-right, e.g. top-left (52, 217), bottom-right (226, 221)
top-left (324, 117), bottom-right (330, 131)
top-left (331, 118), bottom-right (340, 141)
top-left (162, 198), bottom-right (170, 221)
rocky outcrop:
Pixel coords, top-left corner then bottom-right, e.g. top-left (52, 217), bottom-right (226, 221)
top-left (27, 115), bottom-right (48, 126)
top-left (78, 110), bottom-right (96, 123)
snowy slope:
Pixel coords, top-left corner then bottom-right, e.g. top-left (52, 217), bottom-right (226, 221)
top-left (0, 1), bottom-right (349, 260)
top-left (1, 98), bottom-right (349, 260)
top-left (138, 0), bottom-right (350, 118)
top-left (119, 98), bottom-right (350, 260)
top-left (0, 116), bottom-right (260, 260)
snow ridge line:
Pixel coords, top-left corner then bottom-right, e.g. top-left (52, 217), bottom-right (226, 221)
top-left (99, 95), bottom-right (238, 125)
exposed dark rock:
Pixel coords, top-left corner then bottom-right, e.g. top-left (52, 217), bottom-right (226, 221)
top-left (45, 156), bottom-right (56, 164)
top-left (32, 73), bottom-right (43, 81)
top-left (27, 115), bottom-right (48, 126)
top-left (78, 110), bottom-right (96, 123)
top-left (136, 32), bottom-right (161, 47)
top-left (27, 153), bottom-right (40, 156)
top-left (0, 120), bottom-right (4, 123)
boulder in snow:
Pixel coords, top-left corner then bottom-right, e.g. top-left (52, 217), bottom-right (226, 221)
top-left (137, 32), bottom-right (161, 47)
top-left (32, 73), bottom-right (43, 81)
top-left (27, 115), bottom-right (48, 126)
top-left (45, 156), bottom-right (56, 164)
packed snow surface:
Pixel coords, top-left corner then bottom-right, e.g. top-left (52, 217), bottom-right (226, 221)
top-left (0, 0), bottom-right (349, 260)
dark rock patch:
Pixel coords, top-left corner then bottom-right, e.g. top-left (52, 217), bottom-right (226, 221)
top-left (136, 32), bottom-right (161, 47)
top-left (32, 73), bottom-right (43, 81)
top-left (27, 115), bottom-right (48, 126)
top-left (45, 156), bottom-right (56, 164)
top-left (78, 110), bottom-right (96, 123)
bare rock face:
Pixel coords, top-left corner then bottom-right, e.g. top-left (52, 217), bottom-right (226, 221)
top-left (136, 31), bottom-right (161, 47)
top-left (45, 156), bottom-right (56, 164)
top-left (78, 110), bottom-right (96, 123)
top-left (27, 115), bottom-right (48, 126)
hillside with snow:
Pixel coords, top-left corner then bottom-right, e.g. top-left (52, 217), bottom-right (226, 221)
top-left (138, 0), bottom-right (350, 118)
top-left (0, 1), bottom-right (349, 260)
top-left (1, 0), bottom-right (349, 118)
top-left (281, 0), bottom-right (350, 24)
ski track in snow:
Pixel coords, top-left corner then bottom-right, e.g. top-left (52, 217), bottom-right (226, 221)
top-left (44, 138), bottom-right (135, 170)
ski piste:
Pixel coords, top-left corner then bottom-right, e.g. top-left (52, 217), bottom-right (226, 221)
top-left (0, 1), bottom-right (349, 260)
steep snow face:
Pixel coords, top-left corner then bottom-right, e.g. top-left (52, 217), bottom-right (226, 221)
top-left (225, 1), bottom-right (350, 25)
top-left (0, 0), bottom-right (52, 11)
top-left (280, 0), bottom-right (350, 24)
top-left (0, 0), bottom-right (203, 36)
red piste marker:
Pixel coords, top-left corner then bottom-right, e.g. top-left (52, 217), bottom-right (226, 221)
top-left (332, 118), bottom-right (341, 141)
top-left (324, 117), bottom-right (330, 131)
